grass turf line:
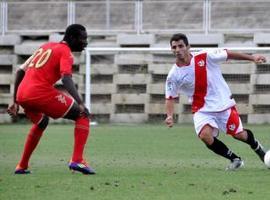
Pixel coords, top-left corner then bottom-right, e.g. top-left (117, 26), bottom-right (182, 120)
top-left (0, 124), bottom-right (270, 200)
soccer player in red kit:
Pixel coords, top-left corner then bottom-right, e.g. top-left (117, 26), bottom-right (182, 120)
top-left (7, 24), bottom-right (95, 175)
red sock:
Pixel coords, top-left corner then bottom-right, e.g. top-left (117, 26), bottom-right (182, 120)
top-left (72, 116), bottom-right (90, 163)
top-left (18, 124), bottom-right (44, 169)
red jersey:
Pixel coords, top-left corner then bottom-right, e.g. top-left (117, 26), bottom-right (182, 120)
top-left (17, 42), bottom-right (73, 102)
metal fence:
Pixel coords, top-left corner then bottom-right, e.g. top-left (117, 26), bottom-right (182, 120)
top-left (1, 0), bottom-right (270, 35)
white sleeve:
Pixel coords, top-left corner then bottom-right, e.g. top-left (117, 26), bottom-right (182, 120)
top-left (207, 49), bottom-right (228, 63)
top-left (165, 73), bottom-right (179, 99)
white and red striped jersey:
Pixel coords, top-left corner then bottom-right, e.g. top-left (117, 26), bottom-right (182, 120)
top-left (165, 49), bottom-right (236, 113)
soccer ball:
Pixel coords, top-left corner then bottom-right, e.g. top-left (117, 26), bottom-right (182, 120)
top-left (264, 150), bottom-right (270, 168)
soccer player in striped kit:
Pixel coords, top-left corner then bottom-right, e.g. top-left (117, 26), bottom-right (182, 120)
top-left (165, 33), bottom-right (267, 170)
top-left (7, 24), bottom-right (95, 175)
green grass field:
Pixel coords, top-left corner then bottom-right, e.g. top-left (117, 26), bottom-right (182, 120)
top-left (0, 123), bottom-right (270, 200)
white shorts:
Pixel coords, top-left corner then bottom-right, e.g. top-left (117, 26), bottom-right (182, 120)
top-left (193, 106), bottom-right (243, 137)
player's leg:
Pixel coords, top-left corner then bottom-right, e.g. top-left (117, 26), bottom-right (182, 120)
top-left (224, 106), bottom-right (266, 162)
top-left (194, 111), bottom-right (243, 170)
top-left (233, 129), bottom-right (265, 162)
top-left (34, 89), bottom-right (94, 174)
top-left (39, 90), bottom-right (88, 164)
top-left (199, 125), bottom-right (241, 162)
top-left (63, 103), bottom-right (95, 174)
top-left (15, 112), bottom-right (49, 174)
top-left (65, 104), bottom-right (90, 163)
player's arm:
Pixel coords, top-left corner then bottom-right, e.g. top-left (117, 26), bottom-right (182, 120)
top-left (6, 55), bottom-right (33, 117)
top-left (165, 74), bottom-right (178, 128)
top-left (13, 69), bottom-right (25, 102)
top-left (60, 46), bottom-right (90, 117)
top-left (61, 75), bottom-right (90, 117)
top-left (165, 98), bottom-right (175, 127)
top-left (61, 75), bottom-right (83, 105)
top-left (7, 69), bottom-right (25, 117)
top-left (12, 52), bottom-right (35, 102)
top-left (227, 50), bottom-right (266, 64)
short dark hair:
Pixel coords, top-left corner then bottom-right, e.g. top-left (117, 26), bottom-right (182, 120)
top-left (170, 33), bottom-right (189, 46)
top-left (63, 24), bottom-right (86, 40)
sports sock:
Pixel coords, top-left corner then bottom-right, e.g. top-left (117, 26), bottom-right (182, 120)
top-left (245, 129), bottom-right (265, 161)
top-left (18, 124), bottom-right (44, 169)
top-left (72, 116), bottom-right (90, 163)
top-left (206, 137), bottom-right (240, 161)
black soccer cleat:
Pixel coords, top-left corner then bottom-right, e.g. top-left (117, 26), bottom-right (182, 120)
top-left (69, 160), bottom-right (96, 175)
top-left (14, 165), bottom-right (31, 174)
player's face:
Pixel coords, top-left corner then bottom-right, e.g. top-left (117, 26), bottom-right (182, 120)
top-left (69, 30), bottom-right (88, 52)
top-left (171, 40), bottom-right (190, 60)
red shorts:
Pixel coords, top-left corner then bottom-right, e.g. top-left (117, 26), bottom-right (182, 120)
top-left (18, 89), bottom-right (74, 124)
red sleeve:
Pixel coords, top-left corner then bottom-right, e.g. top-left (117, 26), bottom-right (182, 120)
top-left (60, 46), bottom-right (73, 76)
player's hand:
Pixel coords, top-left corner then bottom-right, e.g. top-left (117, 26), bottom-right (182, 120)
top-left (253, 55), bottom-right (266, 64)
top-left (79, 104), bottom-right (91, 118)
top-left (83, 107), bottom-right (91, 118)
top-left (165, 115), bottom-right (174, 128)
top-left (7, 103), bottom-right (19, 118)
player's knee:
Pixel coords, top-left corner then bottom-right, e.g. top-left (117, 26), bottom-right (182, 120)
top-left (38, 116), bottom-right (49, 130)
top-left (233, 129), bottom-right (249, 141)
top-left (199, 129), bottom-right (214, 145)
top-left (64, 103), bottom-right (81, 120)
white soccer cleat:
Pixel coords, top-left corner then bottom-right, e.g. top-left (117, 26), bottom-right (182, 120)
top-left (226, 158), bottom-right (244, 171)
